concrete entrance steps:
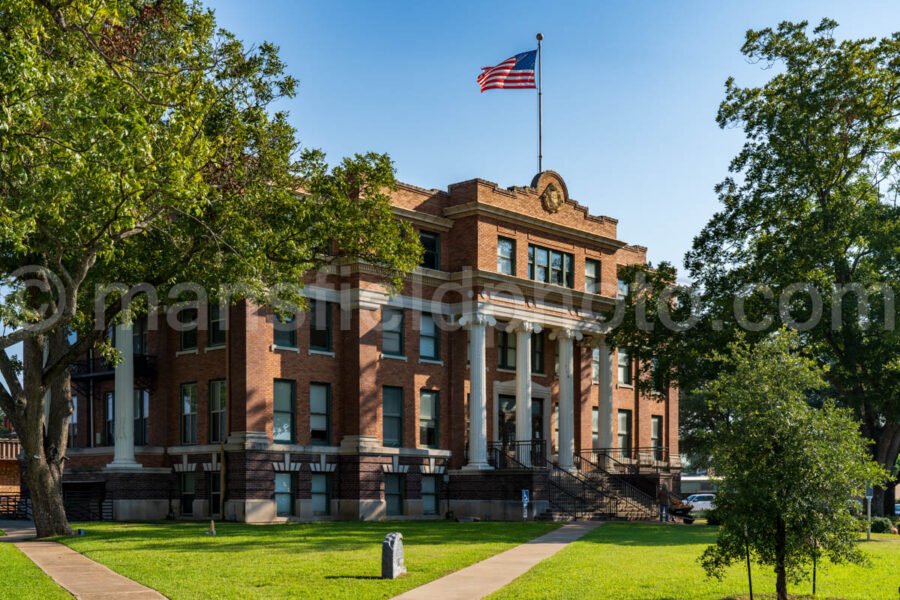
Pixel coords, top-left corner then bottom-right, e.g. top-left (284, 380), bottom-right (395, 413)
top-left (0, 520), bottom-right (165, 600)
top-left (392, 520), bottom-right (602, 600)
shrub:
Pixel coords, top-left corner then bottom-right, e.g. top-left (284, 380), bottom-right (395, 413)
top-left (870, 516), bottom-right (893, 534)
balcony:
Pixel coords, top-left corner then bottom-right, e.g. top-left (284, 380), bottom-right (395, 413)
top-left (585, 447), bottom-right (679, 475)
top-left (71, 354), bottom-right (156, 379)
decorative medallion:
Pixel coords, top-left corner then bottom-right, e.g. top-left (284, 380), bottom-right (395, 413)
top-left (540, 182), bottom-right (563, 214)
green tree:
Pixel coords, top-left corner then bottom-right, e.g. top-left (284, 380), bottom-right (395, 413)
top-left (699, 331), bottom-right (886, 600)
top-left (0, 0), bottom-right (419, 537)
top-left (612, 19), bottom-right (900, 513)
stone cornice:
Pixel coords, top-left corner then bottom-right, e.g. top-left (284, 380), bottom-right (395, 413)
top-left (392, 206), bottom-right (454, 232)
top-left (442, 202), bottom-right (626, 251)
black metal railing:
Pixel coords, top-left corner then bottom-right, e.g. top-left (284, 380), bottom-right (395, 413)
top-left (71, 354), bottom-right (156, 379)
top-left (575, 451), bottom-right (657, 520)
top-left (588, 446), bottom-right (671, 473)
top-left (0, 495), bottom-right (32, 520)
top-left (545, 459), bottom-right (618, 519)
top-left (487, 439), bottom-right (547, 470)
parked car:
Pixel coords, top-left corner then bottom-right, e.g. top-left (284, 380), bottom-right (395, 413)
top-left (686, 493), bottom-right (716, 512)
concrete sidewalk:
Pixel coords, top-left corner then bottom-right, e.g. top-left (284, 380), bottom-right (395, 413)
top-left (393, 520), bottom-right (602, 600)
top-left (1, 520), bottom-right (165, 600)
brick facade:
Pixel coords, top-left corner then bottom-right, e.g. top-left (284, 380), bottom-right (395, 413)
top-left (61, 171), bottom-right (679, 522)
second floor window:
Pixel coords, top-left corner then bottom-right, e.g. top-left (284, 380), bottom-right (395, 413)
top-left (419, 231), bottom-right (440, 269)
top-left (592, 348), bottom-right (601, 383)
top-left (497, 330), bottom-right (516, 370)
top-left (383, 386), bottom-right (403, 447)
top-left (273, 379), bottom-right (295, 443)
top-left (209, 379), bottom-right (227, 443)
top-left (181, 383), bottom-right (198, 445)
top-left (585, 259), bottom-right (600, 294)
top-left (309, 300), bottom-right (332, 352)
top-left (618, 350), bottom-right (633, 386)
top-left (105, 391), bottom-right (114, 446)
top-left (419, 313), bottom-right (439, 360)
top-left (208, 304), bottom-right (227, 347)
top-left (651, 415), bottom-right (663, 460)
top-left (382, 308), bottom-right (404, 357)
top-left (617, 409), bottom-right (632, 455)
top-left (419, 390), bottom-right (439, 448)
top-left (134, 388), bottom-right (149, 446)
top-left (310, 383), bottom-right (331, 445)
top-left (133, 316), bottom-right (148, 355)
top-left (274, 314), bottom-right (297, 349)
top-left (179, 308), bottom-right (198, 351)
top-left (532, 331), bottom-right (544, 374)
top-left (528, 245), bottom-right (574, 288)
top-left (497, 237), bottom-right (516, 275)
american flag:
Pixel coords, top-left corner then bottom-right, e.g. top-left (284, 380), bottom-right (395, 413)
top-left (477, 50), bottom-right (537, 92)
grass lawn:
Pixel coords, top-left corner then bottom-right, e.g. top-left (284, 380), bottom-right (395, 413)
top-left (57, 520), bottom-right (557, 599)
top-left (0, 542), bottom-right (70, 599)
top-left (490, 522), bottom-right (900, 600)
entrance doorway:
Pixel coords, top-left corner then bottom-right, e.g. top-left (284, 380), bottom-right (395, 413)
top-left (498, 394), bottom-right (545, 466)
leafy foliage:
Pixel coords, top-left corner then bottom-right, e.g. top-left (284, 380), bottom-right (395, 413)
top-left (698, 331), bottom-right (887, 599)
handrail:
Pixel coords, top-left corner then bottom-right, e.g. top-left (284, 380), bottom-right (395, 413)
top-left (0, 494), bottom-right (32, 520)
top-left (487, 439), bottom-right (547, 469)
top-left (545, 459), bottom-right (617, 519)
top-left (575, 452), bottom-right (656, 519)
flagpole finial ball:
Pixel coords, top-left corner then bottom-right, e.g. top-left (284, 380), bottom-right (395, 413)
top-left (536, 33), bottom-right (543, 41)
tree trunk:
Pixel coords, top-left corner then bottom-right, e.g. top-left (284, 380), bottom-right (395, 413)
top-left (16, 333), bottom-right (73, 538)
top-left (775, 517), bottom-right (788, 600)
top-left (23, 456), bottom-right (71, 538)
top-left (872, 423), bottom-right (900, 517)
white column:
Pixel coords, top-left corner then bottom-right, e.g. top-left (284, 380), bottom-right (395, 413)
top-left (514, 322), bottom-right (541, 467)
top-left (598, 338), bottom-right (615, 465)
top-left (552, 328), bottom-right (581, 472)
top-left (107, 322), bottom-right (140, 469)
top-left (460, 313), bottom-right (495, 470)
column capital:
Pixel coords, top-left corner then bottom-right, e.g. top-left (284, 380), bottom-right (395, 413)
top-left (506, 320), bottom-right (542, 335)
top-left (458, 312), bottom-right (496, 329)
top-left (549, 328), bottom-right (583, 342)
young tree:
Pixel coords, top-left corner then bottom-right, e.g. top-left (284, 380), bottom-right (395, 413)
top-left (699, 331), bottom-right (886, 600)
top-left (0, 0), bottom-right (420, 537)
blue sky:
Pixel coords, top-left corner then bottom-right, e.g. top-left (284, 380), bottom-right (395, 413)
top-left (208, 1), bottom-right (900, 271)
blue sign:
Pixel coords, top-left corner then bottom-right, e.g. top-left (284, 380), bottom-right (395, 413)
top-left (521, 489), bottom-right (530, 506)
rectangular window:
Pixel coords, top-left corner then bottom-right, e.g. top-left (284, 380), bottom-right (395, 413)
top-left (180, 473), bottom-right (195, 515)
top-left (274, 314), bottom-right (297, 349)
top-left (527, 244), bottom-right (574, 288)
top-left (651, 416), bottom-right (663, 460)
top-left (617, 410), bottom-right (632, 457)
top-left (419, 390), bottom-right (439, 448)
top-left (209, 379), bottom-right (227, 443)
top-left (105, 392), bottom-right (114, 446)
top-left (311, 473), bottom-right (331, 516)
top-left (592, 407), bottom-right (600, 448)
top-left (208, 304), bottom-right (227, 347)
top-left (179, 308), bottom-right (198, 351)
top-left (310, 383), bottom-right (331, 445)
top-left (422, 475), bottom-right (439, 516)
top-left (208, 472), bottom-right (222, 517)
top-left (383, 386), bottom-right (403, 448)
top-left (532, 332), bottom-right (544, 374)
top-left (419, 231), bottom-right (440, 270)
top-left (133, 316), bottom-right (148, 355)
top-left (133, 388), bottom-right (149, 446)
top-left (617, 350), bottom-right (633, 386)
top-left (68, 396), bottom-right (78, 446)
top-left (274, 473), bottom-right (295, 517)
top-left (385, 474), bottom-right (404, 516)
top-left (308, 300), bottom-right (332, 352)
top-left (617, 278), bottom-right (629, 300)
top-left (419, 313), bottom-right (439, 360)
top-left (592, 348), bottom-right (600, 383)
top-left (273, 379), bottom-right (295, 443)
top-left (382, 308), bottom-right (405, 356)
top-left (497, 237), bottom-right (516, 275)
top-left (180, 383), bottom-right (198, 445)
top-left (497, 330), bottom-right (516, 370)
top-left (586, 259), bottom-right (600, 294)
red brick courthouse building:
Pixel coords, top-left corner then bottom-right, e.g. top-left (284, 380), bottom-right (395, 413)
top-left (62, 171), bottom-right (680, 522)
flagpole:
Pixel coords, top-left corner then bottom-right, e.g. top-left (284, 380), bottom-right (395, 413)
top-left (536, 32), bottom-right (543, 174)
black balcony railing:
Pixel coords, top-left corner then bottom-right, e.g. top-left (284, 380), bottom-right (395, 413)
top-left (589, 446), bottom-right (671, 472)
top-left (487, 439), bottom-right (547, 469)
top-left (0, 495), bottom-right (32, 520)
top-left (71, 354), bottom-right (156, 379)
